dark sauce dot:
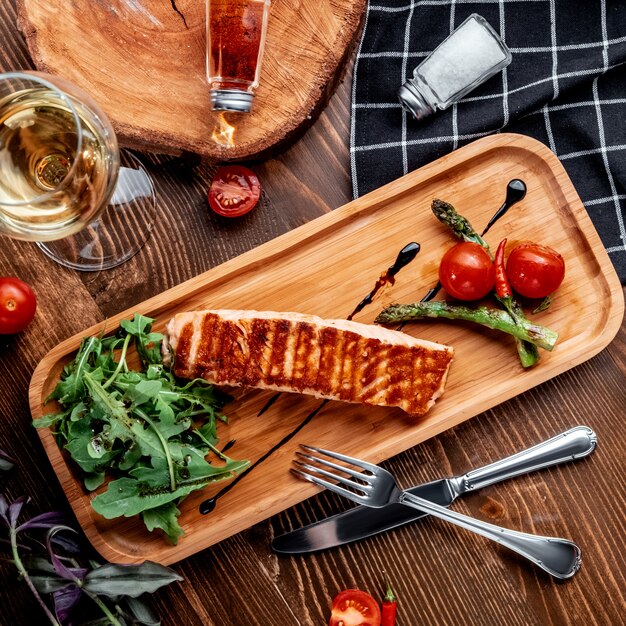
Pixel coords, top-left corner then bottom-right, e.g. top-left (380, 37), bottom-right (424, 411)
top-left (221, 439), bottom-right (237, 453)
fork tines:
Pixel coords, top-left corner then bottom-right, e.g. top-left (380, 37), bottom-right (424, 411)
top-left (291, 444), bottom-right (376, 504)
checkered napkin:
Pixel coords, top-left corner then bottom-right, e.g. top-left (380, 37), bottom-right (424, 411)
top-left (350, 0), bottom-right (626, 283)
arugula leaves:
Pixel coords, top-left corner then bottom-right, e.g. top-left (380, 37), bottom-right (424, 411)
top-left (36, 314), bottom-right (248, 544)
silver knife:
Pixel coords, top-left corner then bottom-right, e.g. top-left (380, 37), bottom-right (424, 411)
top-left (272, 425), bottom-right (597, 554)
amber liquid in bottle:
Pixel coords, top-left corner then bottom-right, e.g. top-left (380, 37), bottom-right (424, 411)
top-left (206, 0), bottom-right (271, 112)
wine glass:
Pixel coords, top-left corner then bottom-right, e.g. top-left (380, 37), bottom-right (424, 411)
top-left (0, 71), bottom-right (155, 271)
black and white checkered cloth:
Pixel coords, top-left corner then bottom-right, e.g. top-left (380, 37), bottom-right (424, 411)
top-left (350, 0), bottom-right (626, 283)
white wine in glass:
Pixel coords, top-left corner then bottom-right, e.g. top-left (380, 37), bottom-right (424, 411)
top-left (0, 71), bottom-right (155, 270)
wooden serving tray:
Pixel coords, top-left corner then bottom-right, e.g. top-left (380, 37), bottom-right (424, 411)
top-left (30, 134), bottom-right (624, 565)
top-left (17, 0), bottom-right (365, 160)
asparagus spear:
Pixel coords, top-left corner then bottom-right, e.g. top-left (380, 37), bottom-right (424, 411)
top-left (432, 198), bottom-right (541, 367)
top-left (432, 199), bottom-right (490, 250)
top-left (376, 301), bottom-right (558, 351)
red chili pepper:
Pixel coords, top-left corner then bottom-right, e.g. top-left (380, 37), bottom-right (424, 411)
top-left (495, 238), bottom-right (512, 299)
top-left (382, 574), bottom-right (397, 626)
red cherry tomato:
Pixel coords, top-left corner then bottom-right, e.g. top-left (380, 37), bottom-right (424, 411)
top-left (329, 589), bottom-right (381, 626)
top-left (0, 277), bottom-right (37, 334)
top-left (208, 165), bottom-right (261, 217)
top-left (506, 243), bottom-right (565, 298)
top-left (439, 242), bottom-right (495, 301)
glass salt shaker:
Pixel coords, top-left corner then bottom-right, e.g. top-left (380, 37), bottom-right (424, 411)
top-left (398, 14), bottom-right (512, 120)
top-left (206, 0), bottom-right (271, 113)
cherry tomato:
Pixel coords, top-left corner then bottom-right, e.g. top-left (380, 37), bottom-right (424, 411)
top-left (0, 277), bottom-right (37, 334)
top-left (506, 243), bottom-right (565, 298)
top-left (329, 589), bottom-right (381, 626)
top-left (208, 165), bottom-right (261, 217)
top-left (439, 242), bottom-right (495, 301)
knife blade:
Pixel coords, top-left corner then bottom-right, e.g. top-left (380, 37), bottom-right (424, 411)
top-left (272, 425), bottom-right (596, 554)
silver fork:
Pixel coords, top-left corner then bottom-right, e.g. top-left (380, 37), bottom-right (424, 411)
top-left (293, 445), bottom-right (582, 579)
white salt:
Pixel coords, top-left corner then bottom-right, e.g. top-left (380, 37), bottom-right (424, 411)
top-left (418, 15), bottom-right (509, 105)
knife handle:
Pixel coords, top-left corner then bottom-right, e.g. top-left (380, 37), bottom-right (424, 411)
top-left (460, 426), bottom-right (597, 493)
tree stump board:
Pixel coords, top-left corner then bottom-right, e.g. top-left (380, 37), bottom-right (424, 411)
top-left (17, 0), bottom-right (365, 160)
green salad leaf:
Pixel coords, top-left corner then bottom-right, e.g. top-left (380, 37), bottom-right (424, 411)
top-left (36, 314), bottom-right (248, 544)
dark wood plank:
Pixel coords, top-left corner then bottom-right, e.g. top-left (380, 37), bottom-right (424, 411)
top-left (1, 1), bottom-right (625, 625)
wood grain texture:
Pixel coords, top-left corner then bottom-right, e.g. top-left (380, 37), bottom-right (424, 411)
top-left (1, 1), bottom-right (625, 624)
top-left (16, 0), bottom-right (365, 160)
top-left (29, 134), bottom-right (624, 566)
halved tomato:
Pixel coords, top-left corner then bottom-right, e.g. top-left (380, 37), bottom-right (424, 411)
top-left (208, 165), bottom-right (261, 217)
top-left (329, 589), bottom-right (382, 626)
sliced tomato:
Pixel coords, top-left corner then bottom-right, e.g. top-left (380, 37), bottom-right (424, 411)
top-left (208, 165), bottom-right (261, 217)
top-left (0, 277), bottom-right (37, 334)
top-left (329, 589), bottom-right (382, 626)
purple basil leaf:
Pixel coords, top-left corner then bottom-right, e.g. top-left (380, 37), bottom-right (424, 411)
top-left (16, 511), bottom-right (66, 532)
top-left (53, 583), bottom-right (82, 625)
top-left (83, 561), bottom-right (183, 598)
top-left (0, 494), bottom-right (9, 526)
top-left (46, 526), bottom-right (83, 582)
top-left (50, 532), bottom-right (83, 555)
top-left (8, 495), bottom-right (29, 527)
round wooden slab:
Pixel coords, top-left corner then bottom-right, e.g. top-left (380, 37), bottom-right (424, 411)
top-left (17, 0), bottom-right (365, 160)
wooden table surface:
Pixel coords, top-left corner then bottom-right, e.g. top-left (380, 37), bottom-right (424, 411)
top-left (1, 2), bottom-right (625, 625)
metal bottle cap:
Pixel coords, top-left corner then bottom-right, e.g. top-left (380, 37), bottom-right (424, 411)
top-left (210, 89), bottom-right (254, 113)
top-left (397, 80), bottom-right (435, 120)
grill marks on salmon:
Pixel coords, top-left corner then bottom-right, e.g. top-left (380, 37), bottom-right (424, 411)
top-left (163, 310), bottom-right (454, 417)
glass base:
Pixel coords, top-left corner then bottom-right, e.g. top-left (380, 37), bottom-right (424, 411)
top-left (37, 152), bottom-right (156, 271)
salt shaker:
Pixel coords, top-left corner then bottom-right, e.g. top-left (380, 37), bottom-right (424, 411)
top-left (206, 0), bottom-right (271, 113)
top-left (398, 14), bottom-right (512, 120)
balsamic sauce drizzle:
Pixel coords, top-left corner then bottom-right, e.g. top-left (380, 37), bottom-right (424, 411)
top-left (347, 242), bottom-right (421, 320)
top-left (199, 241), bottom-right (422, 514)
top-left (481, 179), bottom-right (527, 237)
top-left (257, 392), bottom-right (281, 416)
top-left (200, 401), bottom-right (329, 514)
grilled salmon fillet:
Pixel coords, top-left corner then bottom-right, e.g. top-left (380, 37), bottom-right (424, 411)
top-left (163, 310), bottom-right (453, 417)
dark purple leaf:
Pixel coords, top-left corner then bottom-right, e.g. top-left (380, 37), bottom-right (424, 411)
top-left (83, 561), bottom-right (182, 597)
top-left (53, 583), bottom-right (82, 625)
top-left (8, 495), bottom-right (29, 527)
top-left (0, 494), bottom-right (9, 526)
top-left (50, 532), bottom-right (83, 555)
top-left (16, 511), bottom-right (66, 532)
top-left (46, 526), bottom-right (83, 582)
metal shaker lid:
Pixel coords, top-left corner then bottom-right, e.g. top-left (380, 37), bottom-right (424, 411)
top-left (397, 81), bottom-right (435, 120)
top-left (210, 89), bottom-right (254, 113)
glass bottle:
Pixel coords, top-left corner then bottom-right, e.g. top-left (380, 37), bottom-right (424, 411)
top-left (206, 0), bottom-right (271, 113)
top-left (398, 14), bottom-right (512, 120)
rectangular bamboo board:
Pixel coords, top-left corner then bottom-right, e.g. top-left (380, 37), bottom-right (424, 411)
top-left (29, 134), bottom-right (624, 565)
